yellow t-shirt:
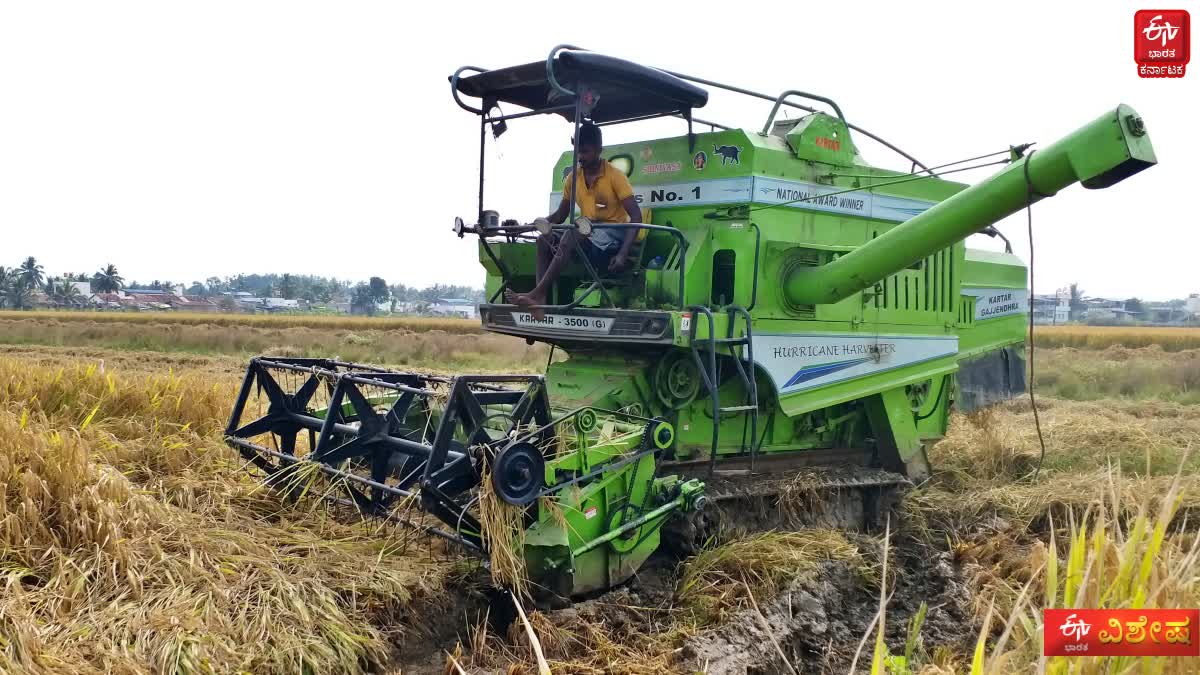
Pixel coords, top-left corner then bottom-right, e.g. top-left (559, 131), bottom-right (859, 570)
top-left (562, 160), bottom-right (635, 225)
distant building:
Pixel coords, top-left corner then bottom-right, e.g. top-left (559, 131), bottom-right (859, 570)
top-left (1080, 298), bottom-right (1131, 322)
top-left (431, 297), bottom-right (478, 319)
top-left (1187, 294), bottom-right (1200, 318)
top-left (124, 285), bottom-right (186, 297)
top-left (1145, 305), bottom-right (1189, 324)
top-left (234, 296), bottom-right (300, 312)
top-left (1081, 298), bottom-right (1141, 322)
top-left (126, 293), bottom-right (175, 309)
top-left (173, 295), bottom-right (220, 313)
top-left (1031, 293), bottom-right (1069, 324)
top-left (260, 297), bottom-right (300, 310)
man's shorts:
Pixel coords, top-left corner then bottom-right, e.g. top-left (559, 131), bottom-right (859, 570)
top-left (577, 236), bottom-right (617, 271)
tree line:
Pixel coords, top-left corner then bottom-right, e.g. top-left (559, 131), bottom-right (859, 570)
top-left (0, 256), bottom-right (483, 313)
top-left (0, 257), bottom-right (107, 309)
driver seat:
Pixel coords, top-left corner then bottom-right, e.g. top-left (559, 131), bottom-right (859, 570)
top-left (598, 208), bottom-right (653, 281)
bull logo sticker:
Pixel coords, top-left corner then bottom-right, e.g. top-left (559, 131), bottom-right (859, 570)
top-left (713, 144), bottom-right (742, 166)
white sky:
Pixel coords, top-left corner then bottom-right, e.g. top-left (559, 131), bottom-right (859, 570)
top-left (1, 1), bottom-right (1195, 299)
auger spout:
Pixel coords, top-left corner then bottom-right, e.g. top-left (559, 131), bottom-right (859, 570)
top-left (784, 104), bottom-right (1156, 307)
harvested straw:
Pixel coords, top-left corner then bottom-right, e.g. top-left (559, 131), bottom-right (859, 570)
top-left (511, 593), bottom-right (552, 675)
top-left (477, 465), bottom-right (531, 599)
top-left (677, 530), bottom-right (866, 625)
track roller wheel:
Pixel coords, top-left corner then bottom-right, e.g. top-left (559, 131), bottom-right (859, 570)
top-left (662, 506), bottom-right (723, 556)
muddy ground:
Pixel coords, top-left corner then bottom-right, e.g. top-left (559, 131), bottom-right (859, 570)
top-left (388, 520), bottom-right (980, 674)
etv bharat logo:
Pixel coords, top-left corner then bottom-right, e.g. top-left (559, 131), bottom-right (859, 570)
top-left (1059, 613), bottom-right (1093, 653)
top-left (1134, 10), bottom-right (1190, 77)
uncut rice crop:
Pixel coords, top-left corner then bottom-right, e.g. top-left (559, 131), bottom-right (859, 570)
top-left (0, 357), bottom-right (451, 674)
top-left (863, 470), bottom-right (1200, 675)
top-left (0, 316), bottom-right (546, 372)
top-left (1034, 325), bottom-right (1200, 352)
top-left (0, 309), bottom-right (481, 333)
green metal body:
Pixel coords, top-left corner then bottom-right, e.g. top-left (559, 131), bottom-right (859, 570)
top-left (475, 105), bottom-right (1155, 596)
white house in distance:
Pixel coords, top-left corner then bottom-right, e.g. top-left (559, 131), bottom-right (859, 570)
top-left (1031, 291), bottom-right (1070, 324)
top-left (1188, 294), bottom-right (1200, 318)
top-left (237, 296), bottom-right (300, 311)
top-left (431, 297), bottom-right (478, 319)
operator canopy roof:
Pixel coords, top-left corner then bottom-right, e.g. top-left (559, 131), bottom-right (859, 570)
top-left (454, 50), bottom-right (708, 124)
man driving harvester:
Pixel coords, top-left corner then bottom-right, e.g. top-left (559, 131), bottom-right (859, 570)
top-left (506, 121), bottom-right (642, 317)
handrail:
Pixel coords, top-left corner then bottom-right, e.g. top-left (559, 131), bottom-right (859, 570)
top-left (686, 305), bottom-right (720, 478)
top-left (474, 221), bottom-right (690, 310)
top-left (760, 89), bottom-right (846, 134)
top-left (747, 223), bottom-right (761, 311)
top-left (449, 65), bottom-right (489, 114)
top-left (661, 68), bottom-right (932, 174)
top-left (545, 43), bottom-right (586, 98)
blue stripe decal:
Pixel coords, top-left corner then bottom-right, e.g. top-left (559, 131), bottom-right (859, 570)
top-left (783, 357), bottom-right (872, 389)
top-left (886, 206), bottom-right (929, 216)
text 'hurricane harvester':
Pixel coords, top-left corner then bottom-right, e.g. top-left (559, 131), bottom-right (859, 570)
top-left (225, 46), bottom-right (1156, 604)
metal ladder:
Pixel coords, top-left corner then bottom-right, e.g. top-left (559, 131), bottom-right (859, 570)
top-left (687, 305), bottom-right (760, 477)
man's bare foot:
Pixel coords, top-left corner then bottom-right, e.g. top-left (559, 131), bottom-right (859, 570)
top-left (507, 291), bottom-right (546, 320)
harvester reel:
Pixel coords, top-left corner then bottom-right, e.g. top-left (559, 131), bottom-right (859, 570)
top-left (491, 441), bottom-right (545, 506)
top-left (224, 358), bottom-right (554, 552)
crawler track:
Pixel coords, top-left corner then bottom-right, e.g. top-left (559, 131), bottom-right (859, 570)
top-left (661, 452), bottom-right (907, 553)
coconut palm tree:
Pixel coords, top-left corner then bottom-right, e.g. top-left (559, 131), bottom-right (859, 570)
top-left (18, 256), bottom-right (45, 290)
top-left (1069, 283), bottom-right (1086, 321)
top-left (0, 267), bottom-right (10, 309)
top-left (279, 273), bottom-right (297, 300)
top-left (50, 278), bottom-right (83, 306)
top-left (92, 263), bottom-right (124, 294)
top-left (4, 280), bottom-right (32, 309)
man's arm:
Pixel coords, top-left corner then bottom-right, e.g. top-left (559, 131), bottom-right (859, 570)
top-left (609, 196), bottom-right (643, 272)
top-left (545, 197), bottom-right (570, 225)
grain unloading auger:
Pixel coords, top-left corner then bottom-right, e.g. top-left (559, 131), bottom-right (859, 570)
top-left (226, 47), bottom-right (1155, 602)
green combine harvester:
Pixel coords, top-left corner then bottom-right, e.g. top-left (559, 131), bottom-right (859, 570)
top-left (225, 47), bottom-right (1156, 603)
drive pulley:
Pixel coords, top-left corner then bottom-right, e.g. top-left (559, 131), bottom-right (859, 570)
top-left (654, 351), bottom-right (700, 410)
top-left (491, 441), bottom-right (545, 506)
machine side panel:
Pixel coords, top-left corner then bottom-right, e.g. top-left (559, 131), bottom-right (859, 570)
top-left (752, 332), bottom-right (958, 393)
